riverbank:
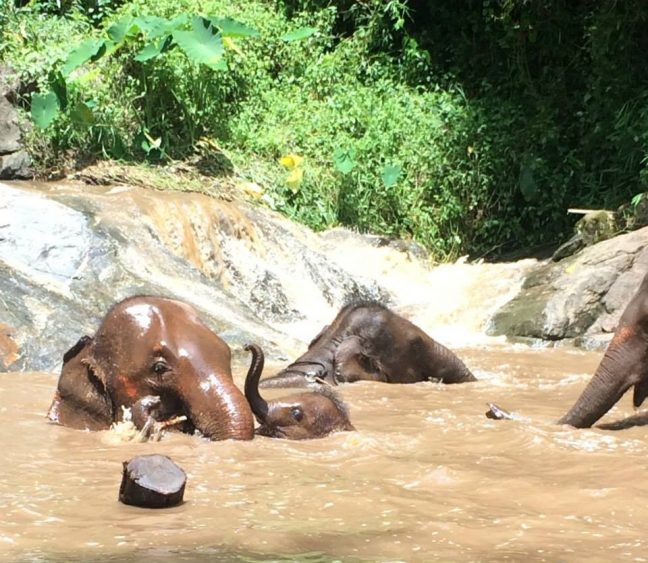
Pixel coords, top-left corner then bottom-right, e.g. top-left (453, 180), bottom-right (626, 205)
top-left (2, 177), bottom-right (647, 374)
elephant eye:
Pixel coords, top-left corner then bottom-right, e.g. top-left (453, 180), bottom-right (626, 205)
top-left (291, 407), bottom-right (303, 422)
top-left (152, 360), bottom-right (170, 375)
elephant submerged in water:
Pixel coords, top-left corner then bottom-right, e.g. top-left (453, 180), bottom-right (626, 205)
top-left (488, 272), bottom-right (648, 429)
top-left (244, 343), bottom-right (355, 439)
top-left (47, 296), bottom-right (255, 441)
top-left (47, 295), bottom-right (353, 441)
top-left (259, 301), bottom-right (476, 389)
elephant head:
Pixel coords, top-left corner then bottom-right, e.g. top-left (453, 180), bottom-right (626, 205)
top-left (244, 343), bottom-right (355, 439)
top-left (46, 296), bottom-right (255, 441)
top-left (259, 301), bottom-right (476, 388)
top-left (559, 273), bottom-right (648, 428)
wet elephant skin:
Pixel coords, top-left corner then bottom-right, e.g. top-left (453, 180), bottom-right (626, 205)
top-left (46, 296), bottom-right (254, 441)
top-left (260, 301), bottom-right (476, 389)
top-left (244, 343), bottom-right (355, 440)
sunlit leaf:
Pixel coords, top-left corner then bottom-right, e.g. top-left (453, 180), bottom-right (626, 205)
top-left (172, 17), bottom-right (226, 70)
top-left (222, 36), bottom-right (243, 54)
top-left (60, 38), bottom-right (106, 77)
top-left (134, 36), bottom-right (172, 62)
top-left (107, 16), bottom-right (139, 44)
top-left (31, 91), bottom-right (59, 129)
top-left (210, 17), bottom-right (259, 38)
top-left (280, 27), bottom-right (317, 42)
top-left (70, 101), bottom-right (94, 127)
top-left (286, 167), bottom-right (304, 192)
top-left (137, 14), bottom-right (188, 40)
top-left (134, 15), bottom-right (169, 38)
top-left (381, 164), bottom-right (401, 188)
top-left (279, 153), bottom-right (303, 170)
top-left (333, 147), bottom-right (356, 175)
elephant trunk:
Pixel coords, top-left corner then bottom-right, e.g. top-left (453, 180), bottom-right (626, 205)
top-left (432, 340), bottom-right (477, 383)
top-left (182, 373), bottom-right (255, 441)
top-left (244, 343), bottom-right (269, 424)
top-left (558, 333), bottom-right (639, 428)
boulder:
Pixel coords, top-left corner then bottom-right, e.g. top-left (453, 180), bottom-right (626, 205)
top-left (0, 150), bottom-right (32, 179)
top-left (0, 65), bottom-right (32, 179)
top-left (0, 97), bottom-right (22, 155)
top-left (488, 226), bottom-right (648, 348)
top-left (0, 181), bottom-right (390, 371)
top-left (119, 454), bottom-right (186, 508)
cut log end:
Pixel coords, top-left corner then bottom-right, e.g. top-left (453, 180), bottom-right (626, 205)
top-left (119, 454), bottom-right (187, 508)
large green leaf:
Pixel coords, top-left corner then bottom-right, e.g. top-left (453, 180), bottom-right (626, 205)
top-left (107, 16), bottom-right (139, 44)
top-left (209, 17), bottom-right (259, 38)
top-left (381, 164), bottom-right (402, 188)
top-left (48, 71), bottom-right (68, 111)
top-left (334, 147), bottom-right (356, 175)
top-left (60, 38), bottom-right (106, 77)
top-left (135, 15), bottom-right (186, 39)
top-left (134, 36), bottom-right (173, 62)
top-left (31, 91), bottom-right (59, 129)
top-left (70, 101), bottom-right (95, 127)
top-left (280, 27), bottom-right (317, 42)
top-left (172, 17), bottom-right (226, 70)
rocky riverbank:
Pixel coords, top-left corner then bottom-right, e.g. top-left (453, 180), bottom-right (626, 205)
top-left (1, 179), bottom-right (646, 373)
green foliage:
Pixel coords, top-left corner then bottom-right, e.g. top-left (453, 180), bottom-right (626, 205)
top-left (2, 0), bottom-right (648, 259)
top-left (31, 91), bottom-right (60, 129)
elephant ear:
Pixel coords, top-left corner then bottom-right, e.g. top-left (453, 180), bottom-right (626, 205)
top-left (633, 378), bottom-right (648, 408)
top-left (46, 335), bottom-right (114, 431)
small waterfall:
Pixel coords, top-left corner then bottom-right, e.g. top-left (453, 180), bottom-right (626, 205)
top-left (0, 180), bottom-right (533, 371)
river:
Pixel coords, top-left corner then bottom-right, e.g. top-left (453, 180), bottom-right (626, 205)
top-left (2, 346), bottom-right (648, 562)
top-left (2, 180), bottom-right (647, 561)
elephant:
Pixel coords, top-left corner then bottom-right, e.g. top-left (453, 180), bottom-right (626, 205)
top-left (46, 296), bottom-right (255, 441)
top-left (244, 343), bottom-right (355, 439)
top-left (487, 272), bottom-right (648, 429)
top-left (558, 272), bottom-right (648, 428)
top-left (258, 301), bottom-right (476, 389)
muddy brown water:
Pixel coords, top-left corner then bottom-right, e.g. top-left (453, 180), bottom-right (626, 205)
top-left (2, 347), bottom-right (648, 563)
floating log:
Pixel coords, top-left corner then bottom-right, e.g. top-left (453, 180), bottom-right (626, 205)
top-left (119, 454), bottom-right (186, 508)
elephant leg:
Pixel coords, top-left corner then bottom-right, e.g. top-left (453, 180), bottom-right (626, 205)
top-left (334, 336), bottom-right (386, 383)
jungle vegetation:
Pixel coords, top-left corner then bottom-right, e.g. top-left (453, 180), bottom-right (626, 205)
top-left (1, 0), bottom-right (647, 259)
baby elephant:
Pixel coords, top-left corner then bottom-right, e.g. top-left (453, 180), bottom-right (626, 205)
top-left (244, 344), bottom-right (355, 440)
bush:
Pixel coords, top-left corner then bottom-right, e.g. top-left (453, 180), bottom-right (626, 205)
top-left (2, 0), bottom-right (647, 260)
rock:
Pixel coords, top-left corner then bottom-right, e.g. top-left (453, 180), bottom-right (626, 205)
top-left (0, 65), bottom-right (20, 100)
top-left (0, 97), bottom-right (22, 155)
top-left (0, 322), bottom-right (19, 371)
top-left (552, 210), bottom-right (618, 261)
top-left (0, 181), bottom-right (394, 371)
top-left (0, 65), bottom-right (33, 180)
top-left (0, 150), bottom-right (32, 179)
top-left (489, 226), bottom-right (648, 348)
top-left (119, 454), bottom-right (186, 508)
top-left (485, 403), bottom-right (514, 420)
